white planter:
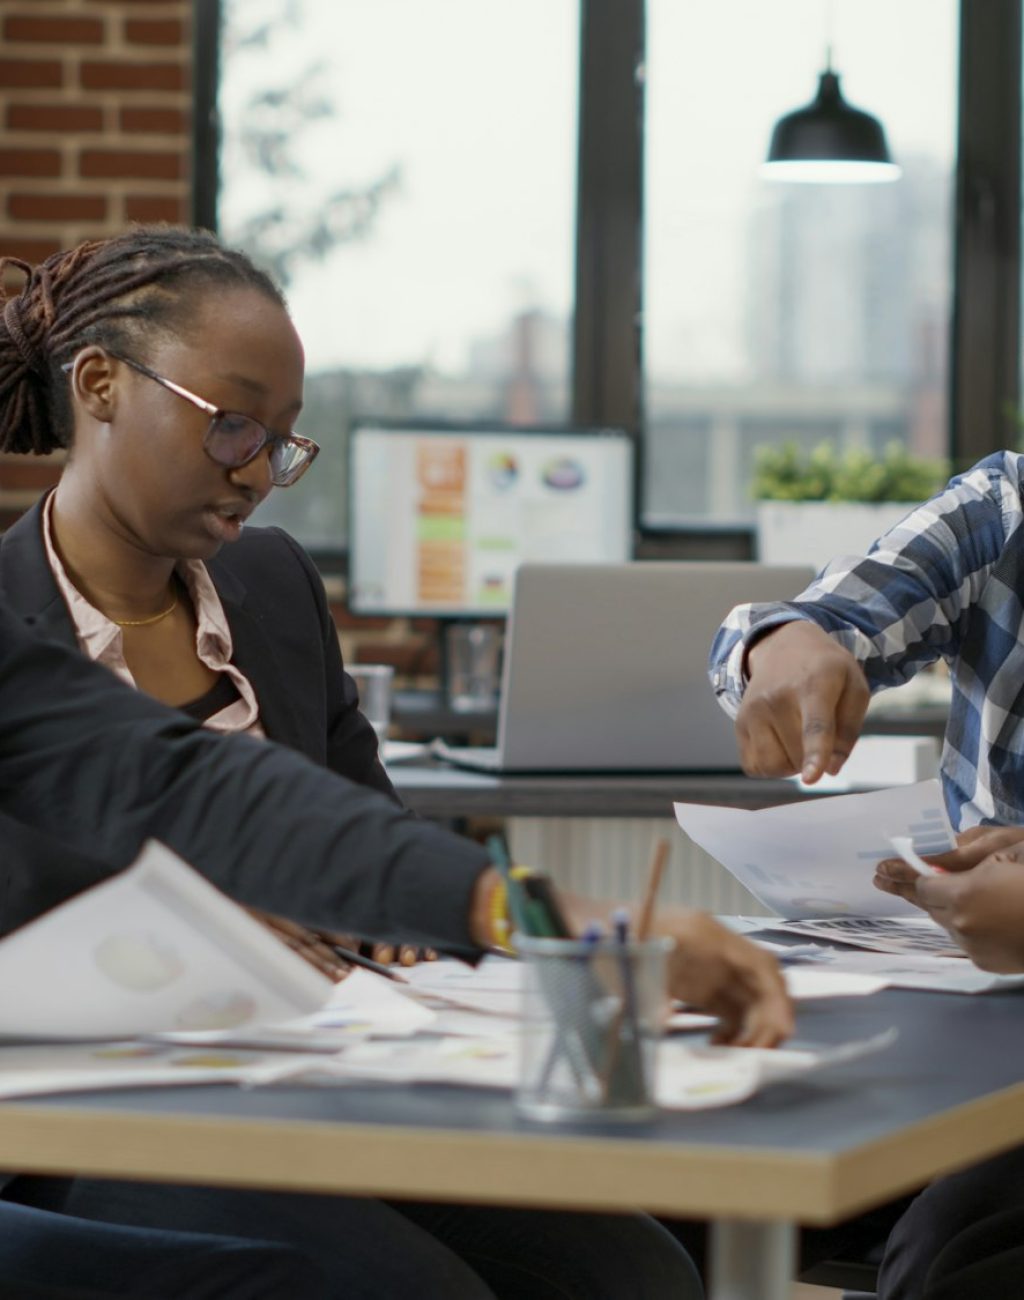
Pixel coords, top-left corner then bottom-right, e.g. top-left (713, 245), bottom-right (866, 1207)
top-left (756, 500), bottom-right (918, 570)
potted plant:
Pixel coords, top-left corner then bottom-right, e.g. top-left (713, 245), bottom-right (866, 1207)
top-left (753, 441), bottom-right (949, 567)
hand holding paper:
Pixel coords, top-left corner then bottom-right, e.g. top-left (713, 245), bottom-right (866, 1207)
top-left (891, 855), bottom-right (1024, 975)
top-left (887, 836), bottom-right (944, 877)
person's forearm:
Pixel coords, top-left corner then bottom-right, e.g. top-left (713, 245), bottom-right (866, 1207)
top-left (0, 613), bottom-right (491, 953)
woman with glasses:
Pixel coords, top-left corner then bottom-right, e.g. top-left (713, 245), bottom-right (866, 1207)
top-left (0, 228), bottom-right (395, 972)
top-left (0, 226), bottom-right (706, 1299)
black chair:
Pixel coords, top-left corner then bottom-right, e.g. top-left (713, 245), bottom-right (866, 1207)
top-left (799, 1251), bottom-right (879, 1296)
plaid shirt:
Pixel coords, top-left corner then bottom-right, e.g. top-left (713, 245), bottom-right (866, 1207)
top-left (709, 451), bottom-right (1024, 830)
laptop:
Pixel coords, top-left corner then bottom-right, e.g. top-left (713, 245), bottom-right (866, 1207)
top-left (433, 561), bottom-right (816, 773)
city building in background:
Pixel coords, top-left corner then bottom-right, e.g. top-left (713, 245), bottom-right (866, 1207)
top-left (218, 0), bottom-right (957, 544)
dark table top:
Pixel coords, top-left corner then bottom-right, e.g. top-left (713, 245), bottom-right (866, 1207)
top-left (388, 759), bottom-right (811, 818)
top-left (3, 987), bottom-right (1022, 1223)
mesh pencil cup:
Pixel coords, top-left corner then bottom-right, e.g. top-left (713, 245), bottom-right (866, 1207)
top-left (515, 933), bottom-right (671, 1122)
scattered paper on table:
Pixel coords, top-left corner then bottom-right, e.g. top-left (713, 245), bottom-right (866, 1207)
top-left (402, 958), bottom-right (521, 996)
top-left (153, 968), bottom-right (437, 1051)
top-left (759, 916), bottom-right (964, 959)
top-left (783, 967), bottom-right (889, 998)
top-left (303, 969), bottom-right (437, 1034)
top-left (0, 1041), bottom-right (326, 1100)
top-left (656, 1028), bottom-right (898, 1109)
top-left (398, 957), bottom-right (523, 1017)
top-left (665, 1011), bottom-right (718, 1032)
top-left (790, 947), bottom-right (1024, 995)
top-left (286, 1027), bottom-right (899, 1112)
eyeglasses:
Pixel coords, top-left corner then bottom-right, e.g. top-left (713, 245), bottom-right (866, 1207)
top-left (63, 351), bottom-right (319, 488)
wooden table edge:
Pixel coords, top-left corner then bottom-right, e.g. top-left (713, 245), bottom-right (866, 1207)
top-left (3, 1078), bottom-right (1023, 1222)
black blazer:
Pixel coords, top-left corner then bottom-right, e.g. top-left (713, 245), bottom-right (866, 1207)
top-left (0, 499), bottom-right (398, 935)
top-left (0, 568), bottom-right (489, 1199)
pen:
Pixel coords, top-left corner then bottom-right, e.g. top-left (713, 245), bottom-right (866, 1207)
top-left (323, 942), bottom-right (409, 983)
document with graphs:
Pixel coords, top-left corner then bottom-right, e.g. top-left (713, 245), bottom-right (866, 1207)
top-left (674, 780), bottom-right (961, 956)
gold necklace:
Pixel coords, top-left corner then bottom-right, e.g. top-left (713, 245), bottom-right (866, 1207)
top-left (110, 593), bottom-right (179, 628)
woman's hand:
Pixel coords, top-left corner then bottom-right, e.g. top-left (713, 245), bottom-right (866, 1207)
top-left (246, 908), bottom-right (354, 981)
top-left (365, 942), bottom-right (438, 967)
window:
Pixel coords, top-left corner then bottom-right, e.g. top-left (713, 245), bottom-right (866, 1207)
top-left (643, 0), bottom-right (959, 525)
top-left (217, 0), bottom-right (579, 552)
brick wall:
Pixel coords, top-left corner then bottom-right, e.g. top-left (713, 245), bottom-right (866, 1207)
top-left (0, 3), bottom-right (443, 695)
top-left (0, 0), bottom-right (192, 519)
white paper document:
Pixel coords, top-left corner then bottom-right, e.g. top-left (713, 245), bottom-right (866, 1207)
top-left (758, 915), bottom-right (965, 959)
top-left (0, 841), bottom-right (334, 1038)
top-left (295, 1027), bottom-right (897, 1112)
top-left (655, 1028), bottom-right (898, 1109)
top-left (790, 948), bottom-right (1024, 995)
top-left (0, 1041), bottom-right (326, 1100)
top-left (782, 966), bottom-right (889, 999)
top-left (153, 969), bottom-right (439, 1051)
top-left (674, 780), bottom-right (955, 921)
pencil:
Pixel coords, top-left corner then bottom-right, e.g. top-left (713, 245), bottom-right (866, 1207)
top-left (635, 837), bottom-right (671, 939)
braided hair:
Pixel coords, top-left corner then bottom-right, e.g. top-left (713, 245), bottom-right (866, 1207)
top-left (0, 226), bottom-right (286, 455)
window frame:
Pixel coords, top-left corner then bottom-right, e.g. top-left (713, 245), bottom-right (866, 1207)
top-left (193, 0), bottom-right (1022, 558)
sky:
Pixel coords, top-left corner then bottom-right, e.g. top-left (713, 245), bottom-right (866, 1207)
top-left (219, 0), bottom-right (958, 381)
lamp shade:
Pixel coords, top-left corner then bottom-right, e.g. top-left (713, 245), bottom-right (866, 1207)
top-left (761, 70), bottom-right (900, 183)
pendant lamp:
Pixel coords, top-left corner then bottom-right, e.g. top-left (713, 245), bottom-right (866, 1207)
top-left (761, 53), bottom-right (900, 184)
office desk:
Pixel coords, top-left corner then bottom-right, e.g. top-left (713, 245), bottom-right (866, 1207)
top-left (393, 687), bottom-right (950, 747)
top-left (389, 760), bottom-right (807, 819)
top-left (3, 989), bottom-right (1024, 1299)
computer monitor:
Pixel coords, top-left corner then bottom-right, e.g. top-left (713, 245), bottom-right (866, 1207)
top-left (347, 422), bottom-right (635, 617)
